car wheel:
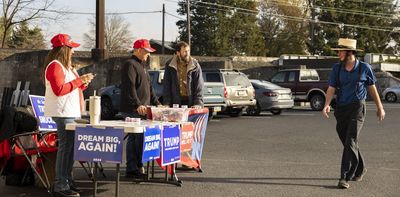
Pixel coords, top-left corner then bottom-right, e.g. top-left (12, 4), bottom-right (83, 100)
top-left (270, 109), bottom-right (282, 115)
top-left (229, 108), bottom-right (243, 117)
top-left (246, 104), bottom-right (261, 116)
top-left (310, 94), bottom-right (325, 111)
top-left (101, 97), bottom-right (115, 120)
top-left (385, 92), bottom-right (397, 103)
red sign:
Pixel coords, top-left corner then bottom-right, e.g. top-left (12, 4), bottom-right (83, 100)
top-left (180, 122), bottom-right (194, 152)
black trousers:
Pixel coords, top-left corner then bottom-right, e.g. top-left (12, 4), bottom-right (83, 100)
top-left (334, 100), bottom-right (366, 180)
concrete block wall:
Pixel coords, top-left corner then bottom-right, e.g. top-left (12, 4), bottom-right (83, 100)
top-left (1, 49), bottom-right (398, 105)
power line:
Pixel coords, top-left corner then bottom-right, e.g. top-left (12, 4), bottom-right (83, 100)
top-left (165, 11), bottom-right (185, 20)
top-left (188, 0), bottom-right (398, 32)
top-left (1, 5), bottom-right (163, 16)
top-left (265, 0), bottom-right (396, 18)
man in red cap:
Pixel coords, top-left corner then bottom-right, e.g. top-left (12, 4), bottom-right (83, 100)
top-left (119, 39), bottom-right (160, 178)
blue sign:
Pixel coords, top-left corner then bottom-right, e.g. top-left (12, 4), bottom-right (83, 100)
top-left (74, 126), bottom-right (124, 164)
top-left (142, 126), bottom-right (161, 163)
top-left (161, 124), bottom-right (181, 166)
top-left (29, 95), bottom-right (57, 131)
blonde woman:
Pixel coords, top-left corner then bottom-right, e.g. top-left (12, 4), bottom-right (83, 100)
top-left (44, 34), bottom-right (94, 197)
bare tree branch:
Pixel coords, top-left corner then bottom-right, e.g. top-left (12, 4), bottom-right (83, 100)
top-left (0, 0), bottom-right (60, 48)
top-left (83, 15), bottom-right (133, 52)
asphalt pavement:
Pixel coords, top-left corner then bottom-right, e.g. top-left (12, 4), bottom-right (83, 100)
top-left (1, 102), bottom-right (399, 197)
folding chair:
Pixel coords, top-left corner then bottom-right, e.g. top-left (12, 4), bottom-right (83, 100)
top-left (0, 105), bottom-right (57, 193)
top-left (9, 130), bottom-right (57, 192)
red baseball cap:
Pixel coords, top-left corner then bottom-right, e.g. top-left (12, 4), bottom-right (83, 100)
top-left (51, 34), bottom-right (80, 48)
top-left (133, 39), bottom-right (156, 52)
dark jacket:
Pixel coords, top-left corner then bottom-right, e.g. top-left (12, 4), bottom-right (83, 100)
top-left (163, 55), bottom-right (204, 107)
top-left (120, 55), bottom-right (159, 114)
top-left (0, 106), bottom-right (38, 141)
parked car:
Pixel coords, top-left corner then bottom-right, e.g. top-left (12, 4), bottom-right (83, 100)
top-left (98, 70), bottom-right (226, 120)
top-left (382, 86), bottom-right (400, 103)
top-left (270, 68), bottom-right (332, 111)
top-left (246, 80), bottom-right (294, 115)
top-left (203, 69), bottom-right (256, 117)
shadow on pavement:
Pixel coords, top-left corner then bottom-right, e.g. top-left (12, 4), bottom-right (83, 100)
top-left (182, 176), bottom-right (338, 188)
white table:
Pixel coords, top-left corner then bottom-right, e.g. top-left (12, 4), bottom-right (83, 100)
top-left (66, 120), bottom-right (183, 197)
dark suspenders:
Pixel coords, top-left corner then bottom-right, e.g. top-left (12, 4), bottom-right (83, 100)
top-left (336, 62), bottom-right (362, 102)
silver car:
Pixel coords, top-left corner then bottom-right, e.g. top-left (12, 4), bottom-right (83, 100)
top-left (382, 86), bottom-right (400, 103)
top-left (246, 79), bottom-right (294, 115)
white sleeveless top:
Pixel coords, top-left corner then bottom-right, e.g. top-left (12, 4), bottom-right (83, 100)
top-left (44, 60), bottom-right (81, 118)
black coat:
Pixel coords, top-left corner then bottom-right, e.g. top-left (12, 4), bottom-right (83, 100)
top-left (119, 55), bottom-right (160, 114)
top-left (0, 106), bottom-right (38, 141)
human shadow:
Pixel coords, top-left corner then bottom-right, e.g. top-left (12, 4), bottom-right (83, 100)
top-left (182, 176), bottom-right (338, 188)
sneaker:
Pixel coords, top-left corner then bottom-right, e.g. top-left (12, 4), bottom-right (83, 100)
top-left (53, 189), bottom-right (80, 197)
top-left (125, 171), bottom-right (146, 179)
top-left (338, 179), bottom-right (350, 189)
top-left (69, 185), bottom-right (82, 193)
top-left (351, 168), bottom-right (367, 181)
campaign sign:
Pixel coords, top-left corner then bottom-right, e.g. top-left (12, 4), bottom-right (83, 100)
top-left (74, 126), bottom-right (124, 164)
top-left (161, 124), bottom-right (181, 166)
top-left (29, 95), bottom-right (57, 131)
top-left (142, 126), bottom-right (161, 163)
top-left (180, 122), bottom-right (194, 152)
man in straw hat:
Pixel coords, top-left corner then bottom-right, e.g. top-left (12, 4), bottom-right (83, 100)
top-left (322, 38), bottom-right (385, 189)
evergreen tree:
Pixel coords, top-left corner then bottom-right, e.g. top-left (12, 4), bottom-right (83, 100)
top-left (177, 0), bottom-right (266, 56)
top-left (259, 0), bottom-right (309, 56)
top-left (312, 0), bottom-right (398, 56)
top-left (8, 21), bottom-right (46, 49)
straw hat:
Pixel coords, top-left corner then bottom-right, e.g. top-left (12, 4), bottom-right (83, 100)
top-left (331, 38), bottom-right (363, 51)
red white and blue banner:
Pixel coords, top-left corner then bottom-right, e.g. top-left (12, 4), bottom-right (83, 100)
top-left (183, 108), bottom-right (209, 168)
top-left (142, 125), bottom-right (161, 163)
top-left (156, 108), bottom-right (209, 173)
top-left (74, 126), bottom-right (124, 163)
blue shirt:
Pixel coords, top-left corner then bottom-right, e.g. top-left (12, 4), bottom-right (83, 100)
top-left (328, 60), bottom-right (376, 105)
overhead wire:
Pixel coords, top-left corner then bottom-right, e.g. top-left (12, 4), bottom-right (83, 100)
top-left (188, 0), bottom-right (398, 32)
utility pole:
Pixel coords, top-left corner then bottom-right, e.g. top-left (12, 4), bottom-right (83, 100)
top-left (186, 0), bottom-right (191, 45)
top-left (309, 0), bottom-right (315, 55)
top-left (162, 4), bottom-right (165, 55)
top-left (92, 0), bottom-right (107, 61)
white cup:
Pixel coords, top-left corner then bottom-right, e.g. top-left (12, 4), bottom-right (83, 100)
top-left (89, 96), bottom-right (101, 124)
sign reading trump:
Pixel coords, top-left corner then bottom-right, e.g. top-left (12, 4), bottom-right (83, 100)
top-left (161, 124), bottom-right (181, 166)
top-left (29, 95), bottom-right (57, 131)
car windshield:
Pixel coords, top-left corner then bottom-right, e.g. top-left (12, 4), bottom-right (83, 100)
top-left (224, 73), bottom-right (251, 87)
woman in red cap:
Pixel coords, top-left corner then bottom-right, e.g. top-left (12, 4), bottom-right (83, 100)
top-left (43, 34), bottom-right (94, 197)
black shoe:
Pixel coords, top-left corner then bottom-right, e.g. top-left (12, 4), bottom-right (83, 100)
top-left (53, 189), bottom-right (80, 197)
top-left (125, 171), bottom-right (146, 179)
top-left (338, 179), bottom-right (350, 189)
top-left (69, 185), bottom-right (82, 193)
top-left (351, 168), bottom-right (367, 181)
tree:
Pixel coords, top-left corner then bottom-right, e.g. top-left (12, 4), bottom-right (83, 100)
top-left (177, 0), bottom-right (266, 56)
top-left (8, 21), bottom-right (45, 49)
top-left (83, 14), bottom-right (133, 52)
top-left (259, 0), bottom-right (309, 56)
top-left (1, 0), bottom-right (56, 48)
top-left (311, 0), bottom-right (399, 56)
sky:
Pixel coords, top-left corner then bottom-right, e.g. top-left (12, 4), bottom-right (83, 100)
top-left (38, 0), bottom-right (181, 50)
